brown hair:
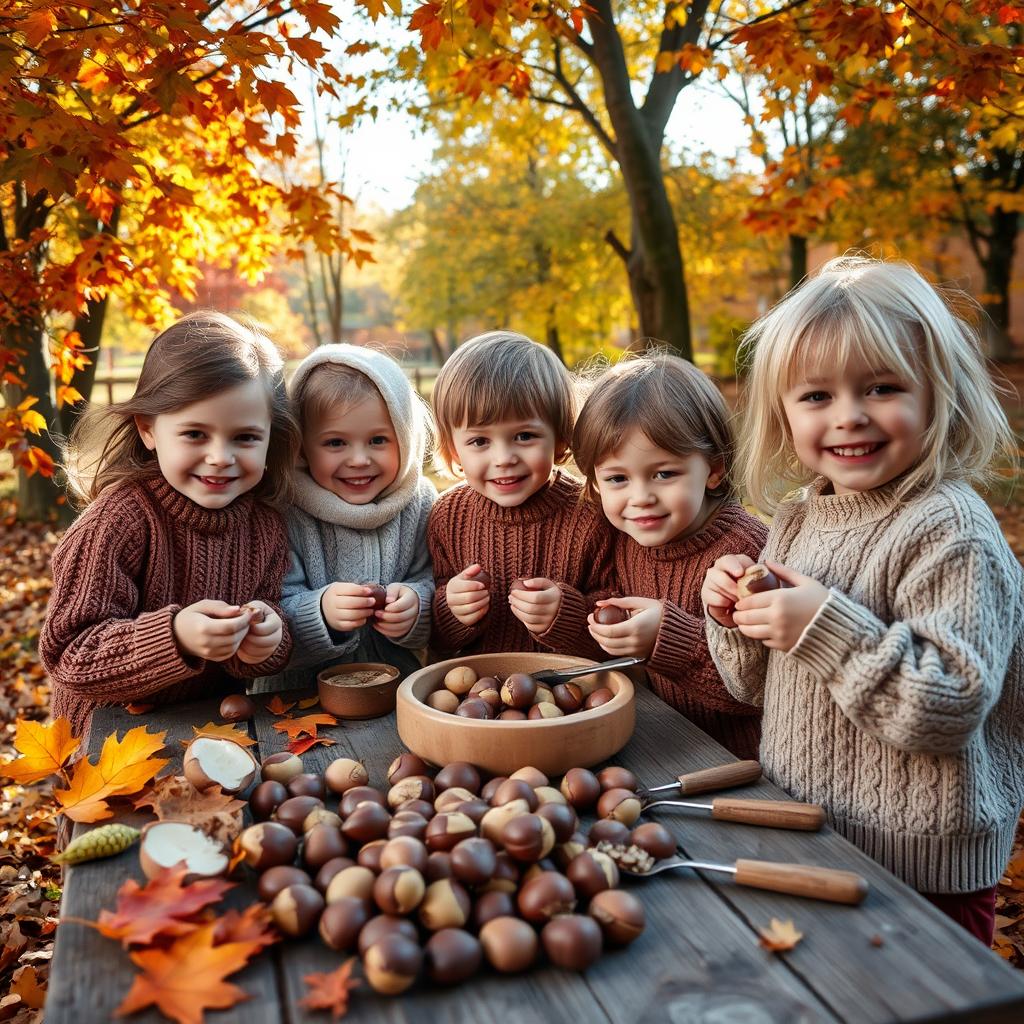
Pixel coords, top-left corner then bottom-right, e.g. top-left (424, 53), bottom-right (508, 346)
top-left (294, 363), bottom-right (381, 435)
top-left (431, 331), bottom-right (574, 475)
top-left (63, 311), bottom-right (299, 507)
top-left (573, 352), bottom-right (735, 502)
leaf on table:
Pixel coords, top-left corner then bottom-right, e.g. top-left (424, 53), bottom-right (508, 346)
top-left (182, 722), bottom-right (257, 748)
top-left (227, 836), bottom-right (246, 874)
top-left (9, 964), bottom-right (46, 1009)
top-left (55, 725), bottom-right (169, 823)
top-left (115, 921), bottom-right (260, 1024)
top-left (297, 696), bottom-right (320, 709)
top-left (211, 904), bottom-right (279, 950)
top-left (287, 735), bottom-right (337, 755)
top-left (300, 959), bottom-right (360, 1020)
top-left (133, 775), bottom-right (245, 844)
top-left (758, 917), bottom-right (803, 952)
top-left (124, 703), bottom-right (155, 715)
top-left (265, 695), bottom-right (296, 715)
top-left (272, 713), bottom-right (337, 740)
top-left (0, 717), bottom-right (79, 784)
top-left (97, 866), bottom-right (234, 947)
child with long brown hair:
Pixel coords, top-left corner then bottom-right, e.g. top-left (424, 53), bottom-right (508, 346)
top-left (574, 353), bottom-right (767, 759)
top-left (40, 311), bottom-right (297, 744)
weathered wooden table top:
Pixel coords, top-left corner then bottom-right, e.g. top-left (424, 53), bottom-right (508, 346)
top-left (46, 685), bottom-right (1024, 1024)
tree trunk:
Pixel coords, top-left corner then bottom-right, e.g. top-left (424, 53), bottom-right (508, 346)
top-left (59, 292), bottom-right (110, 437)
top-left (981, 206), bottom-right (1018, 361)
top-left (789, 234), bottom-right (808, 289)
top-left (545, 321), bottom-right (564, 364)
top-left (428, 328), bottom-right (448, 366)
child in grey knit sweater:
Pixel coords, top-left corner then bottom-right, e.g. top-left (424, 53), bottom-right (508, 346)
top-left (254, 345), bottom-right (436, 691)
top-left (702, 255), bottom-right (1023, 945)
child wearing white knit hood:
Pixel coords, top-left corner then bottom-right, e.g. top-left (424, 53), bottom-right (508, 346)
top-left (255, 344), bottom-right (436, 691)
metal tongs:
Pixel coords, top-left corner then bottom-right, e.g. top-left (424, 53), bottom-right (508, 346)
top-left (531, 655), bottom-right (644, 686)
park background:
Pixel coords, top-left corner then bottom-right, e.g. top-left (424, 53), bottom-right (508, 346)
top-left (1, 2), bottom-right (1023, 1018)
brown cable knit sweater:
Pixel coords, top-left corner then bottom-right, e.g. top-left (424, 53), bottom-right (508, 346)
top-left (40, 476), bottom-right (292, 746)
top-left (428, 472), bottom-right (614, 658)
top-left (615, 502), bottom-right (768, 759)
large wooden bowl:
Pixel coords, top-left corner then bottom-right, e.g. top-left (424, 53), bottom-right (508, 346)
top-left (396, 653), bottom-right (635, 776)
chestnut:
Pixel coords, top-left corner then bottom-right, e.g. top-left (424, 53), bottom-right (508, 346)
top-left (450, 836), bottom-right (497, 887)
top-left (249, 779), bottom-right (288, 821)
top-left (302, 807), bottom-right (342, 833)
top-left (567, 849), bottom-right (619, 899)
top-left (490, 779), bottom-right (538, 810)
top-left (532, 786), bottom-right (567, 806)
top-left (541, 914), bottom-right (602, 970)
top-left (388, 811), bottom-right (429, 840)
top-left (468, 679), bottom-right (502, 709)
top-left (325, 865), bottom-right (376, 904)
top-left (497, 709), bottom-right (527, 721)
top-left (387, 775), bottom-right (435, 809)
top-left (342, 803), bottom-right (391, 844)
top-left (596, 766), bottom-right (638, 792)
top-left (455, 698), bottom-right (493, 719)
top-left (363, 934), bottom-right (422, 995)
top-left (480, 776), bottom-right (509, 802)
top-left (271, 883), bottom-right (324, 937)
top-left (257, 864), bottom-right (311, 903)
top-left (387, 752), bottom-right (430, 785)
top-left (314, 856), bottom-right (356, 893)
top-left (594, 604), bottom-right (629, 625)
top-left (472, 569), bottom-right (492, 589)
top-left (737, 563), bottom-right (782, 599)
top-left (287, 772), bottom-right (326, 800)
top-left (480, 799), bottom-right (531, 844)
top-left (584, 688), bottom-right (615, 710)
top-left (318, 895), bottom-right (371, 952)
top-left (397, 798), bottom-right (435, 820)
top-left (552, 682), bottom-right (583, 713)
top-left (528, 703), bottom-right (564, 720)
top-left (500, 674), bottom-right (536, 709)
top-left (536, 802), bottom-right (578, 843)
top-left (473, 889), bottom-right (515, 929)
top-left (631, 822), bottom-right (676, 860)
top-left (532, 685), bottom-right (555, 705)
top-left (380, 836), bottom-right (429, 873)
top-left (509, 766), bottom-right (549, 788)
top-left (274, 795), bottom-right (324, 834)
top-left (435, 787), bottom-right (477, 813)
top-left (560, 767), bottom-right (601, 810)
top-left (589, 888), bottom-right (646, 945)
top-left (239, 821), bottom-right (297, 871)
top-left (340, 786), bottom-right (387, 816)
top-left (596, 787), bottom-right (642, 825)
top-left (521, 858), bottom-right (558, 885)
top-left (424, 812), bottom-right (477, 852)
top-left (325, 757), bottom-right (369, 795)
top-left (425, 851), bottom-right (454, 882)
top-left (516, 870), bottom-right (576, 923)
top-left (219, 693), bottom-right (255, 722)
top-left (552, 834), bottom-right (588, 871)
top-left (434, 761), bottom-right (481, 794)
top-left (501, 814), bottom-right (555, 862)
top-left (483, 852), bottom-right (520, 893)
top-left (302, 823), bottom-right (348, 871)
top-left (358, 914), bottom-right (418, 956)
top-left (426, 689), bottom-right (460, 713)
top-left (365, 583), bottom-right (388, 610)
top-left (443, 665), bottom-right (477, 696)
top-left (260, 751), bottom-right (303, 785)
top-left (589, 819), bottom-right (632, 846)
top-left (418, 878), bottom-right (472, 931)
top-left (357, 839), bottom-right (388, 873)
top-left (373, 865), bottom-right (426, 915)
top-left (425, 928), bottom-right (482, 985)
top-left (479, 916), bottom-right (537, 973)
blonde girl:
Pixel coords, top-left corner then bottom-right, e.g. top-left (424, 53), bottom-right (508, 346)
top-left (701, 255), bottom-right (1023, 944)
top-left (41, 312), bottom-right (297, 744)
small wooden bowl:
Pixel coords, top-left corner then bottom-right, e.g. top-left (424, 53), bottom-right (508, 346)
top-left (317, 662), bottom-right (401, 720)
top-left (396, 653), bottom-right (635, 776)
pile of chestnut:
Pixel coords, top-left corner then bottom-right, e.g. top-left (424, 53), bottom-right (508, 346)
top-left (422, 664), bottom-right (619, 720)
top-left (238, 751), bottom-right (655, 995)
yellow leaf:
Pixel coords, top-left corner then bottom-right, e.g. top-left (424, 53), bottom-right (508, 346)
top-left (0, 717), bottom-right (80, 785)
top-left (655, 50), bottom-right (677, 74)
top-left (16, 395), bottom-right (38, 412)
top-left (185, 722), bottom-right (257, 747)
top-left (56, 384), bottom-right (85, 408)
top-left (758, 917), bottom-right (803, 952)
top-left (20, 409), bottom-right (47, 433)
top-left (869, 97), bottom-right (897, 124)
top-left (22, 9), bottom-right (56, 48)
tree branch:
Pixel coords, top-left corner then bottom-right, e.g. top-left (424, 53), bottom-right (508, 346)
top-left (604, 228), bottom-right (630, 264)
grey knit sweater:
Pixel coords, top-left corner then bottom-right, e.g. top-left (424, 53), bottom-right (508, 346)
top-left (706, 479), bottom-right (1024, 893)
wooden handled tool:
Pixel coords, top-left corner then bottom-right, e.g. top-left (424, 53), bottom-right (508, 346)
top-left (644, 796), bottom-right (825, 831)
top-left (638, 856), bottom-right (868, 905)
top-left (642, 760), bottom-right (762, 798)
top-left (531, 655), bottom-right (644, 685)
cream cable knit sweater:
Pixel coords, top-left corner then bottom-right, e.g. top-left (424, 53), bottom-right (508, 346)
top-left (706, 479), bottom-right (1024, 893)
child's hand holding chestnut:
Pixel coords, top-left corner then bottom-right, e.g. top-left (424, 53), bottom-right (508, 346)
top-left (731, 561), bottom-right (829, 651)
top-left (587, 597), bottom-right (663, 658)
top-left (373, 584), bottom-right (420, 639)
top-left (320, 582), bottom-right (382, 632)
top-left (508, 577), bottom-right (562, 635)
top-left (446, 564), bottom-right (491, 626)
top-left (173, 599), bottom-right (251, 661)
top-left (236, 600), bottom-right (284, 664)
top-left (701, 553), bottom-right (758, 628)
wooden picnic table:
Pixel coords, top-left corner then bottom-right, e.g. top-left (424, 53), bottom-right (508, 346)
top-left (46, 683), bottom-right (1024, 1024)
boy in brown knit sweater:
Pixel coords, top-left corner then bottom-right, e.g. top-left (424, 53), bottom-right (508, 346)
top-left (574, 354), bottom-right (766, 760)
top-left (428, 332), bottom-right (614, 658)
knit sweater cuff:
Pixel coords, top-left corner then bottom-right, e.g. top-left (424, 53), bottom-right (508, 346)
top-left (647, 602), bottom-right (703, 676)
top-left (432, 588), bottom-right (483, 654)
top-left (536, 585), bottom-right (589, 652)
top-left (788, 588), bottom-right (884, 681)
top-left (140, 606), bottom-right (204, 683)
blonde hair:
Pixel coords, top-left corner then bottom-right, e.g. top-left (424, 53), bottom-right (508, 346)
top-left (63, 311), bottom-right (299, 508)
top-left (737, 254), bottom-right (1016, 513)
top-left (295, 363), bottom-right (381, 434)
top-left (431, 331), bottom-right (574, 475)
top-left (573, 352), bottom-right (735, 502)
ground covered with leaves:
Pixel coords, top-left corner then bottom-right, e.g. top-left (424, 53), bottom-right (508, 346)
top-left (1, 366), bottom-right (1023, 1018)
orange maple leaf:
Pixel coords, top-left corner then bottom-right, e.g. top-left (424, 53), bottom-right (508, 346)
top-left (10, 965), bottom-right (46, 1009)
top-left (272, 713), bottom-right (337, 740)
top-left (97, 866), bottom-right (234, 947)
top-left (56, 725), bottom-right (168, 823)
top-left (297, 696), bottom-right (321, 709)
top-left (300, 959), bottom-right (361, 1020)
top-left (265, 695), bottom-right (296, 716)
top-left (758, 917), bottom-right (803, 952)
top-left (0, 716), bottom-right (80, 784)
top-left (183, 722), bottom-right (257, 747)
top-left (287, 735), bottom-right (337, 755)
top-left (115, 922), bottom-right (260, 1024)
top-left (212, 904), bottom-right (279, 949)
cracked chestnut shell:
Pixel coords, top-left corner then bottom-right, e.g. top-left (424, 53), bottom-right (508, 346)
top-left (589, 888), bottom-right (646, 945)
top-left (516, 870), bottom-right (576, 924)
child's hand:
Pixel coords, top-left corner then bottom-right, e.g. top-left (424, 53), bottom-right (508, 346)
top-left (446, 565), bottom-right (490, 627)
top-left (321, 583), bottom-right (378, 633)
top-left (236, 601), bottom-right (284, 665)
top-left (374, 584), bottom-right (420, 639)
top-left (732, 561), bottom-right (829, 651)
top-left (587, 597), bottom-right (663, 659)
top-left (508, 578), bottom-right (562, 635)
top-left (173, 600), bottom-right (251, 662)
top-left (702, 554), bottom-right (757, 628)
